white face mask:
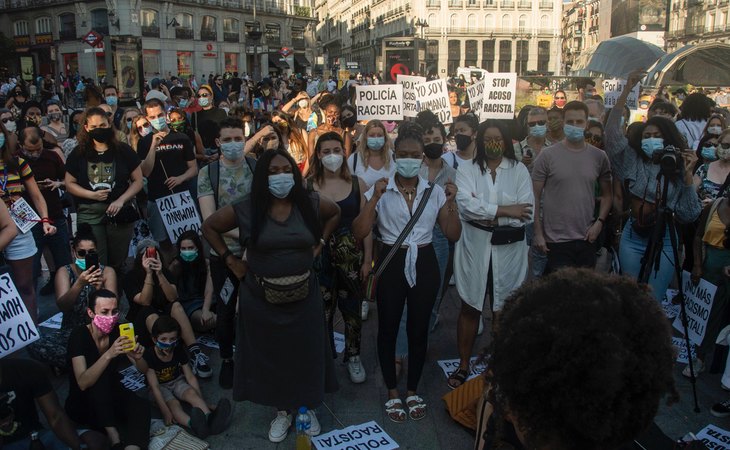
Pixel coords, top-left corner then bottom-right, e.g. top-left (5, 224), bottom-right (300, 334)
top-left (321, 153), bottom-right (344, 172)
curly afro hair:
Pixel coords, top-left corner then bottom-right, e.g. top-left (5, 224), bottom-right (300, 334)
top-left (490, 268), bottom-right (677, 450)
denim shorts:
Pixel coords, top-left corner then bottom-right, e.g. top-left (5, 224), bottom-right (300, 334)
top-left (5, 226), bottom-right (37, 261)
top-left (158, 375), bottom-right (192, 402)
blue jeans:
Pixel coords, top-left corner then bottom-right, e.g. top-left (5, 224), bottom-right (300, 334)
top-left (31, 216), bottom-right (71, 283)
top-left (619, 218), bottom-right (676, 301)
top-left (526, 222), bottom-right (547, 277)
top-left (5, 428), bottom-right (68, 450)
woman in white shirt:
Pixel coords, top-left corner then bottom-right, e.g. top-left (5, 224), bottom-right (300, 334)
top-left (353, 122), bottom-right (461, 423)
top-left (347, 120), bottom-right (395, 189)
top-left (448, 120), bottom-right (534, 390)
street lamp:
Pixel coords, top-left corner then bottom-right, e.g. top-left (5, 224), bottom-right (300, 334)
top-left (414, 18), bottom-right (429, 39)
top-left (248, 0), bottom-right (262, 81)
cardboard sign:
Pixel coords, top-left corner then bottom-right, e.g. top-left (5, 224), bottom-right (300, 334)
top-left (413, 79), bottom-right (453, 124)
top-left (220, 277), bottom-right (235, 306)
top-left (0, 272), bottom-right (39, 358)
top-left (313, 421), bottom-right (398, 450)
top-left (10, 198), bottom-right (41, 234)
top-left (397, 74), bottom-right (426, 118)
top-left (602, 79), bottom-right (640, 109)
top-left (695, 424), bottom-right (730, 448)
top-left (672, 271), bottom-right (717, 345)
top-left (154, 191), bottom-right (201, 242)
top-left (119, 365), bottom-right (146, 392)
top-left (467, 80), bottom-right (486, 122)
top-left (437, 356), bottom-right (487, 381)
top-left (536, 93), bottom-right (553, 108)
top-left (671, 337), bottom-right (697, 364)
top-left (661, 290), bottom-right (680, 320)
top-left (39, 311), bottom-right (63, 329)
top-left (481, 73), bottom-right (517, 120)
top-left (196, 335), bottom-right (220, 349)
top-left (333, 331), bottom-right (345, 354)
top-left (355, 85), bottom-right (403, 121)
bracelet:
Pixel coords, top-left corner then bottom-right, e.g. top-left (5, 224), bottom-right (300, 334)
top-left (144, 281), bottom-right (154, 286)
top-left (40, 217), bottom-right (54, 224)
top-left (221, 249), bottom-right (233, 261)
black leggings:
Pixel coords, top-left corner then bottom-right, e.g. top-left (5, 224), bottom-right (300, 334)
top-left (212, 255), bottom-right (240, 360)
top-left (377, 245), bottom-right (440, 391)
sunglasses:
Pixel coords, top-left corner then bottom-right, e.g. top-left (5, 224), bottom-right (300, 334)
top-left (76, 249), bottom-right (97, 257)
top-left (721, 143), bottom-right (730, 150)
top-left (104, 112), bottom-right (113, 117)
top-left (528, 120), bottom-right (546, 127)
top-left (0, 118), bottom-right (12, 124)
top-left (554, 97), bottom-right (566, 100)
top-left (197, 93), bottom-right (210, 98)
top-left (261, 136), bottom-right (277, 142)
top-left (137, 123), bottom-right (150, 130)
top-left (585, 132), bottom-right (603, 140)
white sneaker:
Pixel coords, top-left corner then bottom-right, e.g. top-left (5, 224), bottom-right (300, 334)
top-left (306, 410), bottom-right (321, 436)
top-left (477, 318), bottom-right (484, 336)
top-left (347, 355), bottom-right (367, 384)
top-left (361, 300), bottom-right (369, 321)
top-left (682, 358), bottom-right (705, 378)
top-left (268, 411), bottom-right (292, 443)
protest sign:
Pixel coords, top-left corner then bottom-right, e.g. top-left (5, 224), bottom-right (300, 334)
top-left (313, 421), bottom-right (398, 450)
top-left (0, 272), bottom-right (39, 357)
top-left (154, 191), bottom-right (201, 242)
top-left (397, 74), bottom-right (426, 118)
top-left (672, 271), bottom-right (717, 345)
top-left (661, 289), bottom-right (680, 319)
top-left (39, 311), bottom-right (63, 329)
top-left (10, 198), bottom-right (41, 234)
top-left (412, 79), bottom-right (452, 124)
top-left (602, 79), bottom-right (640, 109)
top-left (481, 73), bottom-right (517, 120)
top-left (220, 277), bottom-right (234, 305)
top-left (467, 80), bottom-right (486, 122)
top-left (196, 335), bottom-right (220, 349)
top-left (536, 93), bottom-right (553, 108)
top-left (671, 337), bottom-right (697, 364)
top-left (695, 424), bottom-right (730, 448)
top-left (119, 365), bottom-right (146, 392)
top-left (355, 85), bottom-right (403, 121)
top-left (437, 356), bottom-right (487, 381)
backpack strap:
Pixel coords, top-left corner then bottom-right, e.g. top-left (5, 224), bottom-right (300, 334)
top-left (353, 152), bottom-right (358, 173)
top-left (209, 161), bottom-right (220, 207)
top-left (352, 175), bottom-right (360, 200)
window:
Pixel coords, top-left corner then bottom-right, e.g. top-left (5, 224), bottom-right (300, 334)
top-left (516, 40), bottom-right (529, 74)
top-left (13, 20), bottom-right (29, 36)
top-left (448, 40), bottom-right (461, 75)
top-left (498, 40), bottom-right (511, 72)
top-left (175, 13), bottom-right (194, 39)
top-left (427, 40), bottom-right (439, 61)
top-left (501, 14), bottom-right (511, 31)
top-left (482, 39), bottom-right (495, 71)
top-left (35, 17), bottom-right (51, 34)
top-left (245, 21), bottom-right (262, 34)
top-left (467, 14), bottom-right (477, 30)
top-left (428, 13), bottom-right (438, 27)
top-left (201, 15), bottom-right (217, 41)
top-left (140, 9), bottom-right (159, 37)
top-left (465, 40), bottom-right (478, 66)
top-left (265, 23), bottom-right (281, 46)
top-left (537, 40), bottom-right (550, 72)
top-left (518, 14), bottom-right (527, 32)
top-left (224, 18), bottom-right (239, 42)
top-left (90, 9), bottom-right (108, 35)
top-left (58, 13), bottom-right (76, 40)
top-left (292, 28), bottom-right (305, 48)
top-left (485, 14), bottom-right (495, 29)
top-left (450, 14), bottom-right (459, 29)
top-left (540, 14), bottom-right (550, 30)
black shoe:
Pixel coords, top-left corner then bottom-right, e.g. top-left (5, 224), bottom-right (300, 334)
top-left (712, 400), bottom-right (730, 418)
top-left (219, 360), bottom-right (234, 389)
top-left (189, 407), bottom-right (210, 439)
top-left (39, 275), bottom-right (55, 296)
top-left (208, 398), bottom-right (232, 435)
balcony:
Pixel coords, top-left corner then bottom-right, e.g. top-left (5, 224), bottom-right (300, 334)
top-left (484, 0), bottom-right (498, 7)
top-left (176, 28), bottom-right (193, 39)
top-left (500, 0), bottom-right (514, 7)
top-left (539, 1), bottom-right (553, 8)
top-left (267, 36), bottom-right (281, 46)
top-left (518, 0), bottom-right (532, 8)
top-left (92, 25), bottom-right (109, 35)
top-left (1, 0), bottom-right (75, 9)
top-left (292, 38), bottom-right (305, 48)
top-left (467, 0), bottom-right (481, 7)
top-left (449, 0), bottom-right (463, 6)
top-left (59, 29), bottom-right (76, 40)
top-left (224, 32), bottom-right (239, 42)
top-left (201, 29), bottom-right (217, 41)
top-left (141, 25), bottom-right (159, 38)
top-left (294, 6), bottom-right (312, 17)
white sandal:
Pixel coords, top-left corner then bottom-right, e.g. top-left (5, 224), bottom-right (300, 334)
top-left (405, 395), bottom-right (427, 421)
top-left (384, 398), bottom-right (407, 423)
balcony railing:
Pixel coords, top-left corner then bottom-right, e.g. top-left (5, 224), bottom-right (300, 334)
top-left (266, 36), bottom-right (281, 46)
top-left (293, 6), bottom-right (311, 17)
top-left (224, 32), bottom-right (239, 42)
top-left (176, 28), bottom-right (193, 39)
top-left (501, 0), bottom-right (514, 7)
top-left (449, 0), bottom-right (464, 6)
top-left (427, 0), bottom-right (441, 6)
top-left (484, 0), bottom-right (498, 7)
top-left (430, 26), bottom-right (555, 35)
top-left (518, 0), bottom-right (532, 8)
top-left (292, 38), bottom-right (305, 48)
top-left (539, 1), bottom-right (553, 8)
top-left (141, 25), bottom-right (159, 37)
top-left (201, 29), bottom-right (217, 41)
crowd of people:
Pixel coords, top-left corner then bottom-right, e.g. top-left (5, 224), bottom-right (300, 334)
top-left (0, 66), bottom-right (727, 449)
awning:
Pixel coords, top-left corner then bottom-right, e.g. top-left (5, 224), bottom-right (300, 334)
top-left (267, 53), bottom-right (289, 69)
top-left (294, 54), bottom-right (311, 67)
top-left (644, 43), bottom-right (730, 87)
top-left (571, 35), bottom-right (665, 78)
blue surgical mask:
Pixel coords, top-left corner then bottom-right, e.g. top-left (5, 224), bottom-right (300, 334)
top-left (150, 117), bottom-right (167, 131)
top-left (0, 134), bottom-right (5, 149)
top-left (529, 124), bottom-right (547, 138)
top-left (702, 146), bottom-right (718, 161)
top-left (180, 249), bottom-right (198, 262)
top-left (105, 96), bottom-right (118, 106)
top-left (395, 158), bottom-right (422, 179)
top-left (708, 126), bottom-right (723, 136)
top-left (268, 173), bottom-right (295, 199)
top-left (367, 137), bottom-right (385, 151)
top-left (178, 99), bottom-right (189, 108)
top-left (198, 97), bottom-right (211, 108)
top-left (155, 339), bottom-right (178, 350)
top-left (220, 141), bottom-right (244, 161)
top-left (641, 137), bottom-right (665, 157)
top-left (563, 124), bottom-right (585, 143)
top-left (75, 258), bottom-right (86, 271)
top-left (139, 126), bottom-right (152, 137)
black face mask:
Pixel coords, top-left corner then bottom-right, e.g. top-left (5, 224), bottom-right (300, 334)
top-left (424, 142), bottom-right (444, 159)
top-left (455, 134), bottom-right (472, 151)
top-left (340, 115), bottom-right (357, 129)
top-left (88, 127), bottom-right (114, 143)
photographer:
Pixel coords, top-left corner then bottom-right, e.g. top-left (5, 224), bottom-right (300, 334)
top-left (606, 69), bottom-right (701, 300)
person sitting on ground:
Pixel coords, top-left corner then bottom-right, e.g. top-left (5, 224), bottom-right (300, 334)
top-left (168, 231), bottom-right (216, 333)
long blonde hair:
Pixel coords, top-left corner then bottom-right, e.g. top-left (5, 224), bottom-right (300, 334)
top-left (355, 120), bottom-right (392, 170)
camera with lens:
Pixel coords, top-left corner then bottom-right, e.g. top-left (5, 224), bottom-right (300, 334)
top-left (656, 145), bottom-right (684, 177)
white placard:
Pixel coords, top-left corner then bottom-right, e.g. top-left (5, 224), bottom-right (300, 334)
top-left (313, 421), bottom-right (398, 450)
top-left (333, 331), bottom-right (345, 354)
top-left (661, 289), bottom-right (680, 320)
top-left (10, 198), bottom-right (41, 234)
top-left (154, 191), bottom-right (201, 243)
top-left (397, 74), bottom-right (426, 118)
top-left (671, 337), bottom-right (697, 364)
top-left (481, 73), bottom-right (517, 120)
top-left (119, 365), bottom-right (146, 392)
top-left (0, 272), bottom-right (39, 357)
top-left (220, 277), bottom-right (235, 306)
top-left (39, 311), bottom-right (63, 329)
top-left (437, 356), bottom-right (487, 381)
top-left (413, 79), bottom-right (453, 124)
top-left (695, 424), bottom-right (730, 448)
top-left (196, 335), bottom-right (220, 349)
top-left (355, 85), bottom-right (403, 121)
top-left (467, 80), bottom-right (486, 122)
top-left (602, 79), bottom-right (640, 109)
top-left (672, 271), bottom-right (717, 345)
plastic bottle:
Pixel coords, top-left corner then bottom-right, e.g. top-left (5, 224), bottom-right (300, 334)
top-left (28, 431), bottom-right (46, 450)
top-left (295, 406), bottom-right (311, 450)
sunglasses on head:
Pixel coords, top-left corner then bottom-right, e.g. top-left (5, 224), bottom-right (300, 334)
top-left (528, 120), bottom-right (546, 127)
top-left (76, 249), bottom-right (97, 257)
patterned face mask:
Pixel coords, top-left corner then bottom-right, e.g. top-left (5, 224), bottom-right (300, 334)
top-left (169, 120), bottom-right (186, 132)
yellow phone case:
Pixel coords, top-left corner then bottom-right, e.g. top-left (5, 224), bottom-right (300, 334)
top-left (119, 323), bottom-right (136, 352)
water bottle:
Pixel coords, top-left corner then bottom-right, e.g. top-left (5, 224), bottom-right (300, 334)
top-left (28, 431), bottom-right (46, 450)
top-left (295, 406), bottom-right (311, 450)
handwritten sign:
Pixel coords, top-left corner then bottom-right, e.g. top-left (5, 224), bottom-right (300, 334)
top-left (10, 198), bottom-right (41, 234)
top-left (672, 337), bottom-right (697, 364)
top-left (467, 80), bottom-right (486, 122)
top-left (154, 191), bottom-right (201, 242)
top-left (602, 79), bottom-right (640, 109)
top-left (413, 79), bottom-right (452, 124)
top-left (397, 74), bottom-right (426, 118)
top-left (196, 335), bottom-right (220, 349)
top-left (39, 312), bottom-right (63, 329)
top-left (355, 85), bottom-right (403, 121)
top-left (695, 424), bottom-right (730, 448)
top-left (437, 356), bottom-right (487, 381)
top-left (119, 365), bottom-right (146, 392)
top-left (661, 290), bottom-right (680, 320)
top-left (313, 421), bottom-right (398, 450)
top-left (481, 73), bottom-right (517, 120)
top-left (672, 271), bottom-right (717, 345)
top-left (0, 272), bottom-right (39, 357)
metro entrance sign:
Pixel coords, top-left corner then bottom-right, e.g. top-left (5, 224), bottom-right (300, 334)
top-left (82, 30), bottom-right (103, 48)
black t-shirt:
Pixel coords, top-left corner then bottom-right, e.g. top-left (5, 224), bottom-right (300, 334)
top-left (230, 78), bottom-right (243, 95)
top-left (142, 344), bottom-right (189, 384)
top-left (65, 144), bottom-right (141, 205)
top-left (137, 131), bottom-right (195, 201)
top-left (0, 358), bottom-right (53, 444)
top-left (123, 267), bottom-right (176, 321)
top-left (25, 149), bottom-right (65, 218)
top-left (190, 108), bottom-right (228, 149)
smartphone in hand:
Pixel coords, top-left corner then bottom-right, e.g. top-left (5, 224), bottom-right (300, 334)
top-left (85, 251), bottom-right (99, 271)
top-left (119, 323), bottom-right (136, 352)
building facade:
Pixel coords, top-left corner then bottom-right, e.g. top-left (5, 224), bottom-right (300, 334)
top-left (316, 0), bottom-right (564, 77)
top-left (666, 0), bottom-right (730, 53)
top-left (561, 0), bottom-right (604, 73)
top-left (0, 0), bottom-right (317, 81)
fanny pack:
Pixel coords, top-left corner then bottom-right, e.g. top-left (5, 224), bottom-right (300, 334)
top-left (467, 221), bottom-right (525, 246)
top-left (255, 271), bottom-right (310, 304)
